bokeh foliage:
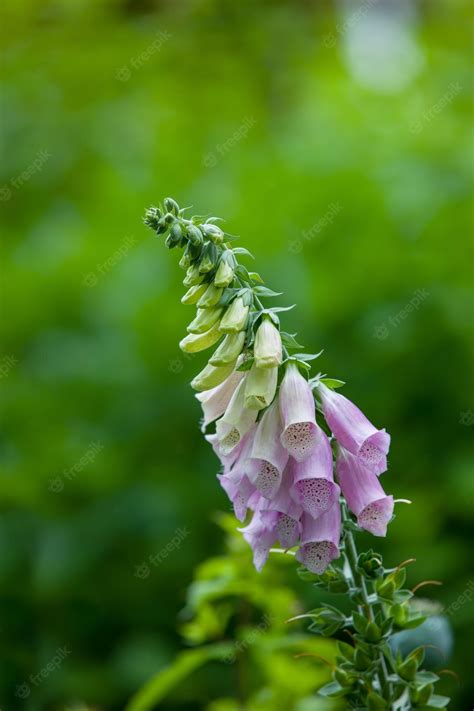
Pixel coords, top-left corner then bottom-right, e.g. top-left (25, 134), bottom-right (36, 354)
top-left (0, 0), bottom-right (473, 709)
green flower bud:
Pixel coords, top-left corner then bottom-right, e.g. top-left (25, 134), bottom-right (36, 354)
top-left (181, 283), bottom-right (208, 305)
top-left (179, 251), bottom-right (192, 270)
top-left (202, 223), bottom-right (224, 244)
top-left (410, 683), bottom-right (434, 706)
top-left (165, 222), bottom-right (183, 249)
top-left (186, 224), bottom-right (203, 246)
top-left (183, 264), bottom-right (205, 287)
top-left (390, 603), bottom-right (408, 627)
top-left (219, 297), bottom-right (249, 333)
top-left (254, 318), bottom-right (282, 369)
top-left (179, 321), bottom-right (222, 353)
top-left (244, 363), bottom-right (278, 410)
top-left (354, 648), bottom-right (371, 671)
top-left (156, 216), bottom-right (168, 235)
top-left (209, 332), bottom-right (246, 366)
top-left (191, 360), bottom-right (237, 392)
top-left (197, 282), bottom-right (223, 309)
top-left (187, 307), bottom-right (223, 334)
top-left (164, 212), bottom-right (175, 224)
top-left (164, 197), bottom-right (180, 215)
top-left (143, 206), bottom-right (162, 230)
top-left (367, 692), bottom-right (388, 711)
top-left (397, 656), bottom-right (417, 682)
top-left (334, 668), bottom-right (353, 688)
top-left (365, 621), bottom-right (382, 643)
top-left (199, 242), bottom-right (217, 274)
top-left (214, 252), bottom-right (235, 287)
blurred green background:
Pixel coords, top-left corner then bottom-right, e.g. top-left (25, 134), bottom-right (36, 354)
top-left (1, 0), bottom-right (473, 708)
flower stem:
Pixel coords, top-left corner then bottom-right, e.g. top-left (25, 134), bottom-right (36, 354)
top-left (341, 502), bottom-right (393, 706)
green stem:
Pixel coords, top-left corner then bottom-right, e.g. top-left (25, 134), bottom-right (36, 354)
top-left (341, 503), bottom-right (393, 706)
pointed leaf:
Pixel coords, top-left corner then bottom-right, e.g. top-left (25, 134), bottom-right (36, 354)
top-left (233, 247), bottom-right (254, 259)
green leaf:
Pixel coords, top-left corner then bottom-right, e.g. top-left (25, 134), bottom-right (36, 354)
top-left (232, 247), bottom-right (254, 259)
top-left (423, 694), bottom-right (450, 708)
top-left (125, 643), bottom-right (234, 711)
top-left (367, 691), bottom-right (388, 710)
top-left (401, 614), bottom-right (427, 630)
top-left (252, 285), bottom-right (283, 297)
top-left (319, 377), bottom-right (345, 389)
top-left (280, 332), bottom-right (304, 349)
top-left (416, 671), bottom-right (440, 684)
top-left (264, 305), bottom-right (296, 314)
top-left (352, 612), bottom-right (368, 635)
top-left (337, 641), bottom-right (355, 662)
top-left (248, 271), bottom-right (264, 284)
top-left (317, 681), bottom-right (349, 698)
top-left (292, 350), bottom-right (324, 362)
top-left (234, 264), bottom-right (251, 283)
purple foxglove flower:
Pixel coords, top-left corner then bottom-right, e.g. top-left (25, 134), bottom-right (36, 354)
top-left (247, 399), bottom-right (289, 499)
top-left (206, 423), bottom-right (256, 472)
top-left (217, 428), bottom-right (258, 520)
top-left (318, 383), bottom-right (390, 475)
top-left (279, 364), bottom-right (320, 461)
top-left (296, 504), bottom-right (341, 574)
top-left (336, 447), bottom-right (394, 537)
top-left (258, 467), bottom-right (303, 548)
top-left (196, 367), bottom-right (244, 431)
top-left (244, 363), bottom-right (278, 411)
top-left (289, 431), bottom-right (341, 519)
top-left (179, 320), bottom-right (222, 353)
top-left (219, 473), bottom-right (256, 522)
top-left (238, 509), bottom-right (278, 571)
top-left (254, 318), bottom-right (283, 369)
top-left (216, 378), bottom-right (258, 455)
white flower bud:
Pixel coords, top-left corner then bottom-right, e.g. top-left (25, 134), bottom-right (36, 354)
top-left (244, 364), bottom-right (278, 410)
top-left (187, 307), bottom-right (223, 334)
top-left (209, 332), bottom-right (246, 366)
top-left (197, 283), bottom-right (223, 309)
top-left (179, 322), bottom-right (222, 353)
top-left (254, 319), bottom-right (282, 369)
top-left (219, 297), bottom-right (249, 334)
